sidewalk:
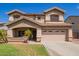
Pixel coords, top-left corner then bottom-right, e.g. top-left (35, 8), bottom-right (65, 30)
top-left (8, 41), bottom-right (41, 44)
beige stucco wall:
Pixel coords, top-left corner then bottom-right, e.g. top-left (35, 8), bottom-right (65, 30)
top-left (7, 29), bottom-right (13, 37)
top-left (36, 19), bottom-right (44, 23)
top-left (35, 16), bottom-right (45, 23)
top-left (68, 28), bottom-right (73, 41)
top-left (36, 28), bottom-right (42, 41)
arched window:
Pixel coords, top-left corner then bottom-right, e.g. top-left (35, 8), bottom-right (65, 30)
top-left (50, 14), bottom-right (59, 22)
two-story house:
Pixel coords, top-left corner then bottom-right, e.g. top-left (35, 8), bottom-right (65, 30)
top-left (6, 7), bottom-right (72, 42)
top-left (66, 16), bottom-right (79, 39)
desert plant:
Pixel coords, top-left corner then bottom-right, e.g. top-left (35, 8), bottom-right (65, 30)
top-left (0, 30), bottom-right (8, 43)
top-left (24, 29), bottom-right (32, 39)
top-left (24, 29), bottom-right (32, 42)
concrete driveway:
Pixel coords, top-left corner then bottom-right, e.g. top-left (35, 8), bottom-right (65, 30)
top-left (42, 39), bottom-right (79, 56)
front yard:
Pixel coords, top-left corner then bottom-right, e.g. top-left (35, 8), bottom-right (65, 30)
top-left (0, 44), bottom-right (49, 56)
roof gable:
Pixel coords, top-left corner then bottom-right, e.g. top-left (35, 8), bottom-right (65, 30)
top-left (7, 9), bottom-right (26, 15)
top-left (44, 7), bottom-right (64, 14)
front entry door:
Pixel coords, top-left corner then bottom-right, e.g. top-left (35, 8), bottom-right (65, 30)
top-left (18, 31), bottom-right (24, 37)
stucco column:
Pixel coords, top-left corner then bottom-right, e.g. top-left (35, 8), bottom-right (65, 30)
top-left (7, 29), bottom-right (13, 37)
top-left (68, 28), bottom-right (73, 41)
top-left (59, 15), bottom-right (64, 22)
top-left (36, 28), bottom-right (42, 42)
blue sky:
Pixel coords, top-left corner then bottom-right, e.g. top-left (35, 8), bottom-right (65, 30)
top-left (0, 3), bottom-right (79, 22)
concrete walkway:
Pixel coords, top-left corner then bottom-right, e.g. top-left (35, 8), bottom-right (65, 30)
top-left (42, 40), bottom-right (79, 56)
top-left (8, 41), bottom-right (41, 44)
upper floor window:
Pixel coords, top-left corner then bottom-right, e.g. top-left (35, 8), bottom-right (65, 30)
top-left (37, 16), bottom-right (41, 20)
top-left (50, 15), bottom-right (59, 22)
top-left (13, 15), bottom-right (20, 19)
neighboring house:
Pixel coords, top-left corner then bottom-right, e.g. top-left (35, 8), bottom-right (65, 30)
top-left (5, 7), bottom-right (72, 42)
top-left (66, 16), bottom-right (79, 39)
top-left (0, 22), bottom-right (8, 30)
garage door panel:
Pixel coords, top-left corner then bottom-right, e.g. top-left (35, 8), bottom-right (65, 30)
top-left (42, 29), bottom-right (66, 41)
top-left (42, 35), bottom-right (65, 41)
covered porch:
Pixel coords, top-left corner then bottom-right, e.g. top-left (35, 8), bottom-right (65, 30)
top-left (7, 27), bottom-right (42, 42)
top-left (12, 27), bottom-right (37, 41)
top-left (7, 18), bottom-right (42, 42)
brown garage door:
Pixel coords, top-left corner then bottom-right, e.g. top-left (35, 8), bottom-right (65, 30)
top-left (42, 29), bottom-right (66, 41)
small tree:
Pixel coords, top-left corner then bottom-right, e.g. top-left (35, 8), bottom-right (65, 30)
top-left (24, 29), bottom-right (32, 41)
